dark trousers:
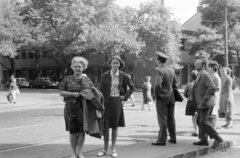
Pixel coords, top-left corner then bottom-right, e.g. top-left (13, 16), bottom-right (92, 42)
top-left (156, 98), bottom-right (176, 142)
top-left (197, 108), bottom-right (220, 140)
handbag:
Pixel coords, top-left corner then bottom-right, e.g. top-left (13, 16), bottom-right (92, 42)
top-left (7, 93), bottom-right (12, 102)
top-left (173, 89), bottom-right (183, 102)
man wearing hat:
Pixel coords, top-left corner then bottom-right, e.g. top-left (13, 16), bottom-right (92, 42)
top-left (152, 52), bottom-right (177, 146)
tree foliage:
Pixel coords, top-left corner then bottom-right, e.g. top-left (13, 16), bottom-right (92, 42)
top-left (188, 0), bottom-right (240, 66)
top-left (0, 0), bottom-right (30, 74)
top-left (134, 0), bottom-right (182, 69)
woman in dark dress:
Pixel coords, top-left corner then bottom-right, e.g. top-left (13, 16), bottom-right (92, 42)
top-left (59, 56), bottom-right (94, 158)
top-left (98, 55), bottom-right (135, 158)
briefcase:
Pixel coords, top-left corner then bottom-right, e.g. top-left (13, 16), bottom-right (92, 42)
top-left (173, 89), bottom-right (183, 102)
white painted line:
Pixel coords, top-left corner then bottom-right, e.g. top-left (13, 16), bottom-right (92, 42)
top-left (0, 123), bottom-right (53, 131)
top-left (0, 138), bottom-right (68, 153)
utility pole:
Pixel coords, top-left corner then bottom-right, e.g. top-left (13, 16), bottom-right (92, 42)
top-left (225, 6), bottom-right (228, 67)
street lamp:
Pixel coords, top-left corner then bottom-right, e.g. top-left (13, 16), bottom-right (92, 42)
top-left (224, 5), bottom-right (228, 67)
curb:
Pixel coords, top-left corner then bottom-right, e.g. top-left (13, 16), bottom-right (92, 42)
top-left (159, 139), bottom-right (240, 158)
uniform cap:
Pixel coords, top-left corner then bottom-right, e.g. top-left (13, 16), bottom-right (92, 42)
top-left (156, 51), bottom-right (169, 59)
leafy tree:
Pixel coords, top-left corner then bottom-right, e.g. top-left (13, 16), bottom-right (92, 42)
top-left (201, 0), bottom-right (240, 29)
top-left (21, 0), bottom-right (144, 78)
top-left (187, 0), bottom-right (240, 66)
top-left (0, 0), bottom-right (30, 75)
top-left (129, 0), bottom-right (182, 79)
top-left (187, 28), bottom-right (226, 64)
top-left (229, 24), bottom-right (240, 75)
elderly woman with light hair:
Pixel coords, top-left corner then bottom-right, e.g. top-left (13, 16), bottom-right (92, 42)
top-left (59, 56), bottom-right (95, 158)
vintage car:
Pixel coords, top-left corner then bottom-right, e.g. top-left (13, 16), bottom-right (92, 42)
top-left (16, 78), bottom-right (29, 87)
top-left (29, 77), bottom-right (59, 88)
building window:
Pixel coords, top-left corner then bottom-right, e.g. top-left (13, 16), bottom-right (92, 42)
top-left (22, 52), bottom-right (26, 59)
top-left (180, 38), bottom-right (187, 51)
top-left (42, 52), bottom-right (48, 58)
top-left (29, 53), bottom-right (34, 59)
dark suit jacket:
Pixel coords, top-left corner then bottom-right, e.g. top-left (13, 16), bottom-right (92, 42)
top-left (99, 70), bottom-right (135, 104)
top-left (155, 65), bottom-right (177, 104)
top-left (192, 69), bottom-right (215, 109)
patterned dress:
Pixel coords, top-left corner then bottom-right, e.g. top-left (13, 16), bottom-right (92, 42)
top-left (60, 75), bottom-right (94, 134)
top-left (142, 82), bottom-right (152, 104)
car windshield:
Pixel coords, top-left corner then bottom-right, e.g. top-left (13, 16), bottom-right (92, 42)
top-left (19, 78), bottom-right (26, 81)
top-left (44, 78), bottom-right (52, 81)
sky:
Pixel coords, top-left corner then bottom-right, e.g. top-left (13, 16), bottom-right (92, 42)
top-left (115, 0), bottom-right (200, 24)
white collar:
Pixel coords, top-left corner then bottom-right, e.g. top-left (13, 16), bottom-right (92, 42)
top-left (111, 70), bottom-right (119, 76)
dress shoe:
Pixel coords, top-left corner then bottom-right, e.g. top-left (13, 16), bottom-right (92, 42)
top-left (151, 141), bottom-right (166, 146)
top-left (225, 125), bottom-right (233, 129)
top-left (222, 124), bottom-right (228, 127)
top-left (193, 140), bottom-right (209, 146)
top-left (211, 137), bottom-right (223, 150)
top-left (191, 133), bottom-right (198, 137)
top-left (168, 139), bottom-right (177, 144)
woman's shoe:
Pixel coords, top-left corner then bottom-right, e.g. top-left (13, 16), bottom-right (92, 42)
top-left (225, 125), bottom-right (233, 129)
top-left (222, 124), bottom-right (228, 127)
top-left (141, 107), bottom-right (145, 110)
top-left (97, 151), bottom-right (107, 157)
top-left (191, 133), bottom-right (198, 137)
top-left (112, 150), bottom-right (117, 158)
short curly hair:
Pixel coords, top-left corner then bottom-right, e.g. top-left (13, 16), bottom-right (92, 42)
top-left (71, 56), bottom-right (88, 70)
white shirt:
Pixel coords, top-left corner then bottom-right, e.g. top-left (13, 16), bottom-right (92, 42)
top-left (110, 70), bottom-right (120, 97)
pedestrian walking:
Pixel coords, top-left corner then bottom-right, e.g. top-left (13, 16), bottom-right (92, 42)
top-left (219, 67), bottom-right (234, 129)
top-left (9, 78), bottom-right (19, 103)
top-left (122, 74), bottom-right (136, 107)
top-left (183, 70), bottom-right (198, 137)
top-left (59, 56), bottom-right (101, 158)
top-left (98, 55), bottom-right (135, 158)
top-left (141, 76), bottom-right (153, 111)
top-left (208, 62), bottom-right (221, 126)
top-left (151, 52), bottom-right (177, 146)
top-left (192, 58), bottom-right (223, 150)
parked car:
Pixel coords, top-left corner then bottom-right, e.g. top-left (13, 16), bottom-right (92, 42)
top-left (29, 77), bottom-right (59, 89)
top-left (16, 78), bottom-right (29, 87)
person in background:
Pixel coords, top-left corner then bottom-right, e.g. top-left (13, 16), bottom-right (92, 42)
top-left (9, 78), bottom-right (19, 104)
top-left (151, 52), bottom-right (177, 146)
top-left (219, 67), bottom-right (234, 129)
top-left (141, 76), bottom-right (153, 111)
top-left (208, 62), bottom-right (221, 125)
top-left (123, 74), bottom-right (136, 107)
top-left (183, 70), bottom-right (198, 137)
top-left (192, 58), bottom-right (223, 150)
top-left (98, 55), bottom-right (135, 158)
top-left (232, 75), bottom-right (237, 93)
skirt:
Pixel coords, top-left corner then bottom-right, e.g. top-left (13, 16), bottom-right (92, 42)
top-left (64, 100), bottom-right (84, 134)
top-left (185, 100), bottom-right (197, 116)
top-left (104, 97), bottom-right (125, 128)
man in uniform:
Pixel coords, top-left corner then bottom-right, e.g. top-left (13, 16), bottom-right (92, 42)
top-left (151, 52), bottom-right (177, 146)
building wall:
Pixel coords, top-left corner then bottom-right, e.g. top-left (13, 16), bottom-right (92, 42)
top-left (1, 53), bottom-right (135, 85)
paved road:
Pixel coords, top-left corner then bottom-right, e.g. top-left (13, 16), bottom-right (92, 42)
top-left (0, 88), bottom-right (240, 158)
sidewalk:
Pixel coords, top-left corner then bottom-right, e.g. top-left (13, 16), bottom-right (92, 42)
top-left (1, 88), bottom-right (240, 158)
top-left (83, 119), bottom-right (240, 158)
